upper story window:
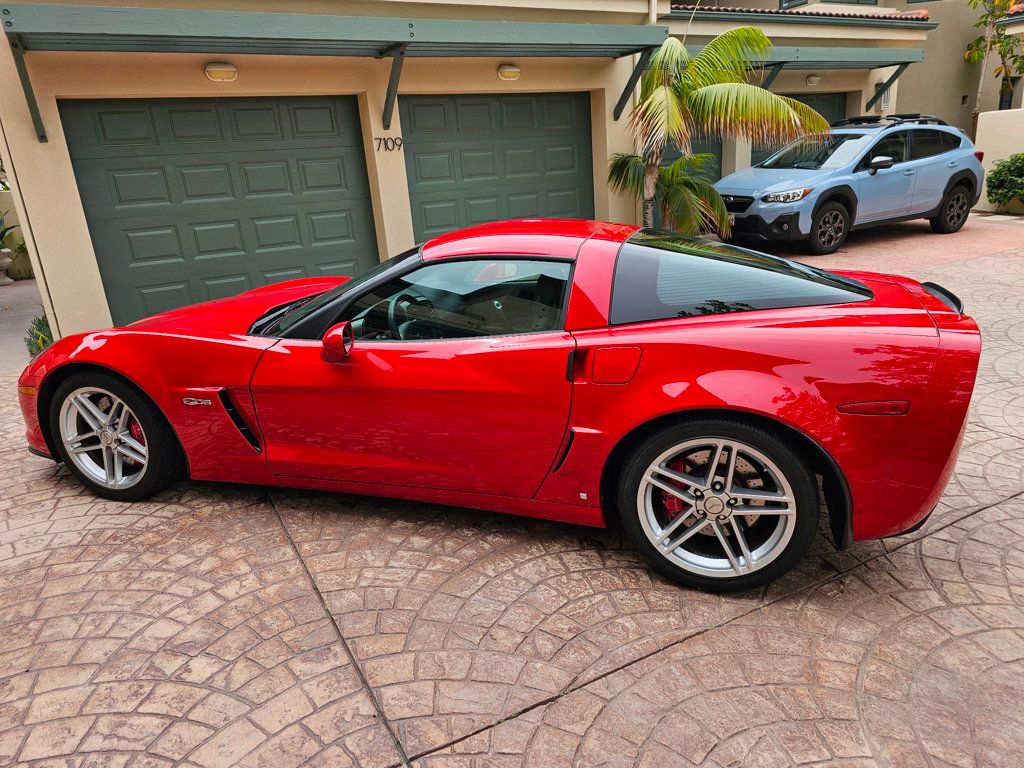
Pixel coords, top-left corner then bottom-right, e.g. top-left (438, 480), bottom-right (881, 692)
top-left (609, 231), bottom-right (871, 326)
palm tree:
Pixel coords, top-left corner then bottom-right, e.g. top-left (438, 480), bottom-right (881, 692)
top-left (609, 29), bottom-right (830, 235)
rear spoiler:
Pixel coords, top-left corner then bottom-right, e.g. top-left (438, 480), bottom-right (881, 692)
top-left (920, 282), bottom-right (964, 315)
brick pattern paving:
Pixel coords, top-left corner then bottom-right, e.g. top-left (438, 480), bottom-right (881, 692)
top-left (1, 237), bottom-right (1022, 766)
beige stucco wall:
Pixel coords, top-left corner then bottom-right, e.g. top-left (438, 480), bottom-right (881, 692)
top-left (974, 108), bottom-right (1024, 212)
top-left (895, 0), bottom-right (1002, 132)
top-left (0, 47), bottom-right (637, 337)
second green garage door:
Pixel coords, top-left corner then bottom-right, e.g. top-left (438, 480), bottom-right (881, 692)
top-left (60, 97), bottom-right (379, 325)
top-left (400, 93), bottom-right (595, 241)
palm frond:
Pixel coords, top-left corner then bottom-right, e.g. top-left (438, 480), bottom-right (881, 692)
top-left (686, 27), bottom-right (771, 90)
top-left (631, 83), bottom-right (691, 155)
top-left (778, 95), bottom-right (832, 135)
top-left (688, 82), bottom-right (825, 145)
top-left (642, 36), bottom-right (690, 96)
top-left (607, 153), bottom-right (646, 198)
top-left (665, 152), bottom-right (719, 180)
top-left (656, 164), bottom-right (731, 236)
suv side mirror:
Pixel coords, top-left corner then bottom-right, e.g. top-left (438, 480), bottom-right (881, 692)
top-left (321, 321), bottom-right (355, 362)
top-left (868, 156), bottom-right (895, 175)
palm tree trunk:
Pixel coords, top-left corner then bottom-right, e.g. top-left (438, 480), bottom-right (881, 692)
top-left (972, 18), bottom-right (995, 139)
top-left (642, 159), bottom-right (659, 228)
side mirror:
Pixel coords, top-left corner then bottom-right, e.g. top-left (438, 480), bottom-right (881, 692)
top-left (321, 321), bottom-right (355, 362)
top-left (868, 156), bottom-right (894, 175)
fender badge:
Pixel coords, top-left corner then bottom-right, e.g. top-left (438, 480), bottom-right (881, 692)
top-left (182, 397), bottom-right (213, 406)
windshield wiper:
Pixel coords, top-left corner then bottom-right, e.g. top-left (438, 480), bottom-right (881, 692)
top-left (249, 296), bottom-right (316, 336)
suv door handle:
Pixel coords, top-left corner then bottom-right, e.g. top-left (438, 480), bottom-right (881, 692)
top-left (903, 170), bottom-right (915, 176)
top-left (947, 161), bottom-right (959, 168)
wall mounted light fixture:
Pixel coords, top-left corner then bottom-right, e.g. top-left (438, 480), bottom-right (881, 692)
top-left (497, 64), bottom-right (521, 82)
top-left (204, 62), bottom-right (238, 82)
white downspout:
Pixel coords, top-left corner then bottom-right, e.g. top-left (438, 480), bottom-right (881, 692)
top-left (648, 0), bottom-right (658, 24)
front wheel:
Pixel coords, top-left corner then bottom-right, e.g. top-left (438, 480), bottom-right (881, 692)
top-left (807, 202), bottom-right (850, 255)
top-left (617, 420), bottom-right (819, 592)
top-left (49, 371), bottom-right (184, 501)
top-left (930, 184), bottom-right (971, 234)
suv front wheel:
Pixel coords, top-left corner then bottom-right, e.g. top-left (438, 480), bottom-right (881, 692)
top-left (807, 202), bottom-right (850, 255)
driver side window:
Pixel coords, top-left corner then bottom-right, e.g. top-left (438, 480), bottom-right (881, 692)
top-left (336, 258), bottom-right (571, 341)
top-left (859, 131), bottom-right (910, 170)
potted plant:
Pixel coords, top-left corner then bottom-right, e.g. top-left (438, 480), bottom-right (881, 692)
top-left (986, 153), bottom-right (1024, 214)
top-left (0, 209), bottom-right (19, 285)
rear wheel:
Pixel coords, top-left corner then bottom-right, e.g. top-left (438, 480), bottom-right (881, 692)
top-left (807, 202), bottom-right (849, 255)
top-left (49, 371), bottom-right (184, 501)
top-left (930, 184), bottom-right (971, 234)
top-left (617, 420), bottom-right (819, 592)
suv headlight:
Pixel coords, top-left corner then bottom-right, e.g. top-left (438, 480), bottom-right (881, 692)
top-left (761, 188), bottom-right (813, 203)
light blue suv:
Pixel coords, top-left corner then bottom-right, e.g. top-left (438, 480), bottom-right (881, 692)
top-left (715, 115), bottom-right (985, 254)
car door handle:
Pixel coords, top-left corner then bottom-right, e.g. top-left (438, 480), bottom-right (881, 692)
top-left (947, 161), bottom-right (959, 168)
top-left (903, 170), bottom-right (915, 176)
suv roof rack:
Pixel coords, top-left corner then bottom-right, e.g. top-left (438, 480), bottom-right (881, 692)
top-left (830, 113), bottom-right (949, 128)
top-left (885, 113), bottom-right (949, 126)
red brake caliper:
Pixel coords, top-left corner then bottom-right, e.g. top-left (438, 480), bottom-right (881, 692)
top-left (129, 418), bottom-right (145, 446)
top-left (662, 458), bottom-right (689, 520)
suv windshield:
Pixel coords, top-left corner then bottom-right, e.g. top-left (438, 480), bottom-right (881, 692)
top-left (256, 248), bottom-right (421, 336)
top-left (759, 133), bottom-right (871, 170)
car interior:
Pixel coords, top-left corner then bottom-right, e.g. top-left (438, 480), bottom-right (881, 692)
top-left (339, 259), bottom-right (570, 340)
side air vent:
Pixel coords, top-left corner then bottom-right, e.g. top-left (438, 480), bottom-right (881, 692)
top-left (218, 390), bottom-right (262, 453)
top-left (551, 429), bottom-right (576, 473)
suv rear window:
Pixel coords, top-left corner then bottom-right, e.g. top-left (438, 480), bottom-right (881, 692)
top-left (610, 231), bottom-right (872, 325)
top-left (914, 129), bottom-right (955, 159)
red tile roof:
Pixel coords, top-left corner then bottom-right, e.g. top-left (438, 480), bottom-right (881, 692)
top-left (670, 4), bottom-right (930, 22)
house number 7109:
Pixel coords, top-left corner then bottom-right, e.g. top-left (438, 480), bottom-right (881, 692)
top-left (375, 137), bottom-right (403, 151)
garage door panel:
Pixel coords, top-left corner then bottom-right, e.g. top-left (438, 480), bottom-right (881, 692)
top-left (61, 96), bottom-right (378, 325)
top-left (60, 98), bottom-right (366, 159)
top-left (402, 93), bottom-right (594, 241)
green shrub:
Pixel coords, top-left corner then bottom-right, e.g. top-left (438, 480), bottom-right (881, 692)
top-left (8, 239), bottom-right (33, 280)
top-left (24, 314), bottom-right (52, 357)
top-left (986, 153), bottom-right (1024, 210)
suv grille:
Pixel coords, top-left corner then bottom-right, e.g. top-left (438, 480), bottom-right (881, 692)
top-left (721, 195), bottom-right (754, 213)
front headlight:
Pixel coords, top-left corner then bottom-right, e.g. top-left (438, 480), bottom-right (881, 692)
top-left (761, 188), bottom-right (813, 203)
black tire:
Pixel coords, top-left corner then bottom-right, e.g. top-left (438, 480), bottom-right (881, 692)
top-left (929, 184), bottom-right (971, 234)
top-left (807, 201), bottom-right (850, 255)
top-left (48, 370), bottom-right (185, 501)
top-left (616, 419), bottom-right (819, 592)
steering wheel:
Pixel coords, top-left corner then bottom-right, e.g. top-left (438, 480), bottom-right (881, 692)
top-left (386, 291), bottom-right (422, 339)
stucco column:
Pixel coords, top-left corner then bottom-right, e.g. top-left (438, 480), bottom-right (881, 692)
top-left (721, 137), bottom-right (752, 176)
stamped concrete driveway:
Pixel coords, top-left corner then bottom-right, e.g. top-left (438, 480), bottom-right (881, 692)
top-left (1, 215), bottom-right (1022, 767)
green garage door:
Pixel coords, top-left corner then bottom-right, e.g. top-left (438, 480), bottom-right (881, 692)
top-left (751, 92), bottom-right (848, 166)
top-left (400, 93), bottom-right (595, 241)
top-left (60, 97), bottom-right (379, 325)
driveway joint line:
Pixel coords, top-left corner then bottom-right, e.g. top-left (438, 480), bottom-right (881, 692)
top-left (268, 491), bottom-right (412, 768)
top-left (398, 485), bottom-right (1024, 764)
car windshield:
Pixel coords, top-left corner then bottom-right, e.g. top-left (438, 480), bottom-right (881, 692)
top-left (759, 133), bottom-right (871, 170)
top-left (257, 247), bottom-right (421, 336)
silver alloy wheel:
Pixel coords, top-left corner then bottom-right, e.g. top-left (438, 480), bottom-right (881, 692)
top-left (816, 210), bottom-right (845, 249)
top-left (58, 387), bottom-right (149, 490)
top-left (636, 438), bottom-right (797, 578)
top-left (946, 190), bottom-right (969, 228)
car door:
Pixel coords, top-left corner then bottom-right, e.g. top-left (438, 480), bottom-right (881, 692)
top-left (853, 130), bottom-right (915, 223)
top-left (908, 129), bottom-right (959, 214)
top-left (250, 257), bottom-right (576, 498)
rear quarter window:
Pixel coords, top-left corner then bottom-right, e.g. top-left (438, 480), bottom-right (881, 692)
top-left (610, 231), bottom-right (872, 325)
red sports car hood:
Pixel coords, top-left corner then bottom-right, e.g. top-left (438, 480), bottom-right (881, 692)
top-left (127, 277), bottom-right (348, 334)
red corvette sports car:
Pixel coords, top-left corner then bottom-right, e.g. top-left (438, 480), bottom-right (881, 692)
top-left (19, 219), bottom-right (980, 590)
